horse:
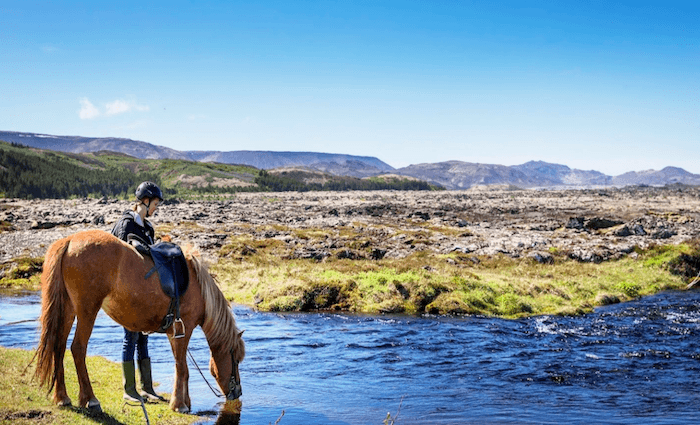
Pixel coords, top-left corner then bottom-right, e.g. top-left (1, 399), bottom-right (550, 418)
top-left (34, 229), bottom-right (245, 414)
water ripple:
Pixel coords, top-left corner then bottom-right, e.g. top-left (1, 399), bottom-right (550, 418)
top-left (3, 290), bottom-right (700, 424)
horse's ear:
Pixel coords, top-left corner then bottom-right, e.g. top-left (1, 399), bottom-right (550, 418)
top-left (238, 330), bottom-right (245, 337)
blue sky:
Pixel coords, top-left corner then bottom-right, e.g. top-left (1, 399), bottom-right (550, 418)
top-left (1, 1), bottom-right (697, 175)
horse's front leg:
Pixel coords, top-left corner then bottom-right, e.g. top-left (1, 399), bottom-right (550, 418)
top-left (71, 309), bottom-right (102, 412)
top-left (169, 331), bottom-right (193, 413)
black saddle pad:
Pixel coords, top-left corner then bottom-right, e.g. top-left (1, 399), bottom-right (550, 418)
top-left (149, 242), bottom-right (189, 299)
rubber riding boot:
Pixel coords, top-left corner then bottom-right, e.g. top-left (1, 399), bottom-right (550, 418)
top-left (138, 358), bottom-right (165, 402)
top-left (122, 361), bottom-right (143, 403)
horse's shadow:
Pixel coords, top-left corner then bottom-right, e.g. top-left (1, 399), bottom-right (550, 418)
top-left (66, 405), bottom-right (127, 425)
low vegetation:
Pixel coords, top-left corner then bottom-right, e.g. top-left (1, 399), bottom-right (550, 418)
top-left (0, 347), bottom-right (198, 425)
top-left (0, 257), bottom-right (43, 290)
top-left (212, 230), bottom-right (697, 318)
top-left (4, 221), bottom-right (700, 318)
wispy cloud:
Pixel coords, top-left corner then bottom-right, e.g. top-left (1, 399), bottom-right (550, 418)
top-left (79, 98), bottom-right (100, 120)
top-left (78, 98), bottom-right (150, 120)
top-left (105, 99), bottom-right (150, 116)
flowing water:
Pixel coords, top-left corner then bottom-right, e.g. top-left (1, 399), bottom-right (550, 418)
top-left (2, 290), bottom-right (700, 424)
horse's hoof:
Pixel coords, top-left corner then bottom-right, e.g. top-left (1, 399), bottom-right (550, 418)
top-left (175, 406), bottom-right (190, 414)
top-left (87, 399), bottom-right (102, 414)
top-left (57, 398), bottom-right (72, 407)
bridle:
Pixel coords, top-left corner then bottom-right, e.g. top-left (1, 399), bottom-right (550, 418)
top-left (227, 350), bottom-right (243, 400)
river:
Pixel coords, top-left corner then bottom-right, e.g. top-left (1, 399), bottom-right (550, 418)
top-left (1, 290), bottom-right (700, 424)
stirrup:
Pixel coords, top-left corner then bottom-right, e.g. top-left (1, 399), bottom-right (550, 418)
top-left (173, 318), bottom-right (186, 339)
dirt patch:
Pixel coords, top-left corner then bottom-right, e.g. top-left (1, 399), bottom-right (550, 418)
top-left (0, 409), bottom-right (52, 421)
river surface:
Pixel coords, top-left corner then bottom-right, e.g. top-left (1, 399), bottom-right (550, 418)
top-left (1, 290), bottom-right (700, 424)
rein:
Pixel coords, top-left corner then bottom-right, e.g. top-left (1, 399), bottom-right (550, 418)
top-left (186, 348), bottom-right (241, 400)
top-left (187, 348), bottom-right (224, 398)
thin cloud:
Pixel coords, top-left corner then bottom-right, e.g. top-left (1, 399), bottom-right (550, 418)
top-left (78, 98), bottom-right (149, 119)
top-left (105, 99), bottom-right (150, 116)
top-left (79, 98), bottom-right (100, 120)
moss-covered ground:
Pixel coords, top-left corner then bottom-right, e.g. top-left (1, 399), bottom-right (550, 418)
top-left (211, 235), bottom-right (698, 318)
top-left (3, 229), bottom-right (699, 319)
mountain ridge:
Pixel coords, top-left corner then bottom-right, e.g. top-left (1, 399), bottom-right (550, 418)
top-left (2, 130), bottom-right (698, 189)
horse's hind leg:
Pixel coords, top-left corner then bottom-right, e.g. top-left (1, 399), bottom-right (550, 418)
top-left (70, 306), bottom-right (102, 412)
top-left (53, 304), bottom-right (75, 406)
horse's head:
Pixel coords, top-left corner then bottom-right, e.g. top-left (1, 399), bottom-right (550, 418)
top-left (210, 329), bottom-right (245, 400)
top-left (186, 245), bottom-right (246, 400)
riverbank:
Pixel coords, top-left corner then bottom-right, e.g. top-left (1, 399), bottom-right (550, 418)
top-left (0, 347), bottom-right (200, 425)
top-left (2, 187), bottom-right (700, 317)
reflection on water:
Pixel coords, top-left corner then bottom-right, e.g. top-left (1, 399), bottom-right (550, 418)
top-left (2, 289), bottom-right (700, 424)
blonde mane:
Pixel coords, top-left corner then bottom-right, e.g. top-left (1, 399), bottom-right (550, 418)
top-left (183, 246), bottom-right (245, 361)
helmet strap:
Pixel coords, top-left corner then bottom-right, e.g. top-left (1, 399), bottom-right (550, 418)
top-left (141, 199), bottom-right (152, 218)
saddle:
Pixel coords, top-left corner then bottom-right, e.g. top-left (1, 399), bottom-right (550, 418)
top-left (138, 240), bottom-right (190, 338)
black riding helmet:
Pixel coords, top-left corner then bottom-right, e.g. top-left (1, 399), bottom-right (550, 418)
top-left (135, 181), bottom-right (163, 202)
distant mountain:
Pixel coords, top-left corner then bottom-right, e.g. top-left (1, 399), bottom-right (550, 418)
top-left (612, 167), bottom-right (700, 186)
top-left (187, 150), bottom-right (393, 176)
top-left (395, 161), bottom-right (537, 189)
top-left (2, 130), bottom-right (699, 189)
top-left (0, 131), bottom-right (392, 178)
top-left (394, 160), bottom-right (698, 190)
top-left (511, 161), bottom-right (611, 186)
top-left (0, 131), bottom-right (189, 160)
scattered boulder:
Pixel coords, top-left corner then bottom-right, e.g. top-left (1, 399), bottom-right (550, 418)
top-left (2, 187), bottom-right (700, 267)
top-left (585, 217), bottom-right (623, 230)
top-left (528, 251), bottom-right (554, 264)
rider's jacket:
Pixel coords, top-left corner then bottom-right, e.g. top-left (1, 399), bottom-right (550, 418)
top-left (111, 210), bottom-right (155, 246)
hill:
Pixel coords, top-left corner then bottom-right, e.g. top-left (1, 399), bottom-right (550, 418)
top-left (0, 131), bottom-right (391, 178)
top-left (0, 131), bottom-right (188, 160)
top-left (3, 131), bottom-right (699, 189)
top-left (612, 167), bottom-right (700, 186)
top-left (0, 142), bottom-right (437, 199)
top-left (395, 160), bottom-right (700, 190)
top-left (187, 150), bottom-right (393, 177)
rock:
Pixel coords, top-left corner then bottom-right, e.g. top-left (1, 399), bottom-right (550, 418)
top-left (611, 225), bottom-right (632, 237)
top-left (528, 251), bottom-right (554, 264)
top-left (566, 217), bottom-right (585, 230)
top-left (653, 229), bottom-right (676, 239)
top-left (632, 224), bottom-right (646, 236)
top-left (370, 248), bottom-right (387, 260)
top-left (30, 220), bottom-right (59, 230)
top-left (1, 186), bottom-right (700, 266)
top-left (585, 217), bottom-right (624, 230)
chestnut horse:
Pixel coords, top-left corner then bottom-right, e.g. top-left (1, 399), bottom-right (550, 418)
top-left (34, 230), bottom-right (245, 414)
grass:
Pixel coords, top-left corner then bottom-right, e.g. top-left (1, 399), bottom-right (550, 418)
top-left (0, 257), bottom-right (43, 290)
top-left (4, 222), bottom-right (699, 319)
top-left (0, 347), bottom-right (203, 425)
top-left (212, 234), bottom-right (695, 318)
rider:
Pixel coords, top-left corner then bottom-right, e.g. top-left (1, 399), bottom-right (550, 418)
top-left (111, 181), bottom-right (165, 403)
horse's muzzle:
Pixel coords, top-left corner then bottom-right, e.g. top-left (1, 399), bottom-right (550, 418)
top-left (227, 383), bottom-right (243, 400)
